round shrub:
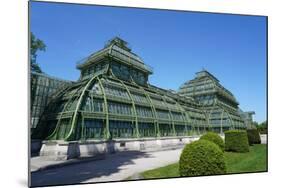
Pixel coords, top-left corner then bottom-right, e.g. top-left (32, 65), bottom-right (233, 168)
top-left (200, 132), bottom-right (225, 151)
top-left (247, 129), bottom-right (261, 145)
top-left (224, 130), bottom-right (249, 153)
top-left (179, 140), bottom-right (226, 176)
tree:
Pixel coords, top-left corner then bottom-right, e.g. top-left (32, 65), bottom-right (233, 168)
top-left (260, 121), bottom-right (267, 128)
top-left (252, 121), bottom-right (259, 128)
top-left (30, 32), bottom-right (46, 73)
top-left (257, 121), bottom-right (267, 134)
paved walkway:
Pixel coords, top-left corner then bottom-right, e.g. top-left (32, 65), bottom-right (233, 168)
top-left (31, 134), bottom-right (267, 187)
top-left (30, 155), bottom-right (105, 172)
top-left (260, 134), bottom-right (267, 144)
top-left (31, 148), bottom-right (184, 187)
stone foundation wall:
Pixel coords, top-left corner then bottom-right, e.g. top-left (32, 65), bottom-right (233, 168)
top-left (39, 136), bottom-right (200, 160)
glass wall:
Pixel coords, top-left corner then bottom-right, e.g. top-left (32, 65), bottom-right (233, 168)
top-left (109, 120), bottom-right (134, 138)
top-left (111, 62), bottom-right (147, 85)
top-left (108, 101), bottom-right (132, 115)
top-left (82, 98), bottom-right (104, 112)
top-left (81, 62), bottom-right (107, 80)
top-left (172, 112), bottom-right (185, 121)
top-left (174, 124), bottom-right (186, 136)
top-left (104, 84), bottom-right (130, 100)
top-left (57, 118), bottom-right (71, 140)
top-left (138, 122), bottom-right (155, 137)
top-left (131, 69), bottom-right (146, 85)
top-left (157, 110), bottom-right (170, 120)
top-left (159, 123), bottom-right (174, 136)
top-left (33, 68), bottom-right (247, 141)
top-left (111, 63), bottom-right (130, 81)
top-left (136, 106), bottom-right (153, 118)
top-left (131, 92), bottom-right (148, 103)
top-left (151, 97), bottom-right (165, 107)
top-left (83, 119), bottom-right (104, 139)
top-left (195, 95), bottom-right (215, 106)
top-left (65, 98), bottom-right (78, 111)
top-left (31, 72), bottom-right (71, 130)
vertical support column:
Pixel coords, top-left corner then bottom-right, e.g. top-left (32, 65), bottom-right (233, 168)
top-left (138, 86), bottom-right (160, 137)
top-left (192, 111), bottom-right (199, 135)
top-left (146, 93), bottom-right (160, 137)
top-left (81, 114), bottom-right (85, 140)
top-left (119, 80), bottom-right (139, 138)
top-left (175, 100), bottom-right (189, 136)
top-left (185, 112), bottom-right (192, 135)
top-left (97, 77), bottom-right (110, 140)
top-left (161, 96), bottom-right (176, 137)
top-left (190, 110), bottom-right (196, 136)
top-left (127, 77), bottom-right (160, 137)
top-left (188, 111), bottom-right (195, 135)
top-left (220, 110), bottom-right (224, 134)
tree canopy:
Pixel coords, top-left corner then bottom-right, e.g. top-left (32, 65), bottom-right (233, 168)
top-left (31, 32), bottom-right (46, 73)
top-left (257, 121), bottom-right (267, 134)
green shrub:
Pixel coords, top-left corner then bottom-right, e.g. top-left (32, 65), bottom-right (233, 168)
top-left (247, 129), bottom-right (261, 145)
top-left (179, 140), bottom-right (226, 176)
top-left (225, 130), bottom-right (249, 152)
top-left (200, 132), bottom-right (225, 151)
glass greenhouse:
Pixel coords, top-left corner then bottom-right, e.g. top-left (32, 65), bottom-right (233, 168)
top-left (178, 70), bottom-right (246, 133)
top-left (31, 37), bottom-right (249, 142)
top-left (31, 72), bottom-right (72, 132)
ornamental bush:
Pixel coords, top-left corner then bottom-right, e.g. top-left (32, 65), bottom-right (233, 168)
top-left (224, 130), bottom-right (249, 153)
top-left (200, 132), bottom-right (225, 151)
top-left (179, 140), bottom-right (226, 176)
top-left (247, 129), bottom-right (261, 145)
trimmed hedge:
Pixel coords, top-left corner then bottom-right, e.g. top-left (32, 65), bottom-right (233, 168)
top-left (247, 129), bottom-right (261, 145)
top-left (225, 130), bottom-right (249, 153)
top-left (179, 140), bottom-right (226, 176)
top-left (200, 132), bottom-right (225, 151)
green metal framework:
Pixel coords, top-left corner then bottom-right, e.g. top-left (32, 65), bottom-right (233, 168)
top-left (178, 69), bottom-right (246, 134)
top-left (30, 72), bottom-right (71, 132)
top-left (32, 37), bottom-right (247, 141)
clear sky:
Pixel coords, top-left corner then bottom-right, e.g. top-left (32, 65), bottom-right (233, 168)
top-left (30, 1), bottom-right (267, 123)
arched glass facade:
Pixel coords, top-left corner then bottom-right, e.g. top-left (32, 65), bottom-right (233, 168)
top-left (32, 37), bottom-right (247, 141)
top-left (32, 73), bottom-right (203, 141)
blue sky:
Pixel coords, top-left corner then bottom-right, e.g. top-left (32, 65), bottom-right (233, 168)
top-left (30, 1), bottom-right (267, 123)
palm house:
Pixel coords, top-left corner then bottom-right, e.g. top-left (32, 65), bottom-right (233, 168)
top-left (31, 37), bottom-right (252, 159)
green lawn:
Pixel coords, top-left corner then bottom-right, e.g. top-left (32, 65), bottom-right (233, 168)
top-left (140, 144), bottom-right (267, 179)
top-left (225, 144), bottom-right (267, 173)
